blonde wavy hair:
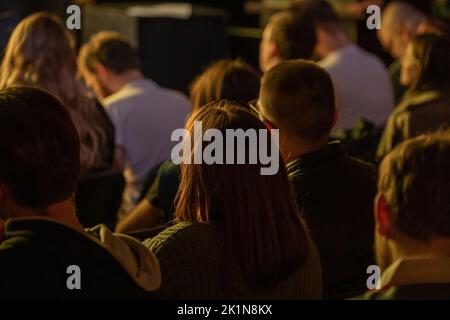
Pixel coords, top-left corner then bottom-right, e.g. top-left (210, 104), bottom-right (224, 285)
top-left (0, 12), bottom-right (109, 174)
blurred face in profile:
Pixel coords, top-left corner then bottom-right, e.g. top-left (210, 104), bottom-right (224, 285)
top-left (378, 20), bottom-right (411, 59)
top-left (259, 19), bottom-right (277, 73)
top-left (81, 65), bottom-right (113, 100)
top-left (400, 44), bottom-right (421, 87)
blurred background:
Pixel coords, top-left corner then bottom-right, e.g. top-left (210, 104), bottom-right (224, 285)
top-left (1, 0), bottom-right (450, 94)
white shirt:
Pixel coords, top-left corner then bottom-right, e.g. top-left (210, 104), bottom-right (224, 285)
top-left (102, 79), bottom-right (190, 205)
top-left (319, 44), bottom-right (394, 131)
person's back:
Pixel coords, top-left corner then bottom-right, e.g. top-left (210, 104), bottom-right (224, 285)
top-left (0, 218), bottom-right (158, 299)
top-left (78, 31), bottom-right (190, 207)
top-left (259, 60), bottom-right (377, 299)
top-left (143, 101), bottom-right (323, 299)
top-left (115, 59), bottom-right (261, 234)
top-left (145, 222), bottom-right (321, 299)
top-left (294, 0), bottom-right (394, 131)
top-left (320, 45), bottom-right (394, 131)
top-left (102, 79), bottom-right (189, 194)
top-left (287, 141), bottom-right (377, 298)
top-left (0, 87), bottom-right (160, 299)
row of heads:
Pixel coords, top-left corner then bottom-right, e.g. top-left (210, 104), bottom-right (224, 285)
top-left (2, 5), bottom-right (450, 106)
top-left (2, 86), bottom-right (450, 244)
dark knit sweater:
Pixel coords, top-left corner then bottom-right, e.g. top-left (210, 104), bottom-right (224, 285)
top-left (143, 221), bottom-right (322, 299)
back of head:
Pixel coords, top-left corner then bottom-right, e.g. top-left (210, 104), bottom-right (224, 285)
top-left (291, 0), bottom-right (340, 31)
top-left (0, 12), bottom-right (107, 174)
top-left (78, 31), bottom-right (141, 75)
top-left (379, 131), bottom-right (450, 242)
top-left (409, 33), bottom-right (450, 92)
top-left (176, 101), bottom-right (308, 290)
top-left (268, 9), bottom-right (316, 60)
top-left (382, 1), bottom-right (427, 33)
top-left (0, 87), bottom-right (80, 210)
top-left (189, 59), bottom-right (260, 111)
top-left (0, 12), bottom-right (78, 103)
top-left (260, 60), bottom-right (335, 142)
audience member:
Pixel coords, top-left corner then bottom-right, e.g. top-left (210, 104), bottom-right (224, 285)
top-left (0, 12), bottom-right (115, 175)
top-left (143, 101), bottom-right (322, 299)
top-left (379, 1), bottom-right (427, 103)
top-left (259, 9), bottom-right (316, 73)
top-left (292, 0), bottom-right (394, 132)
top-left (361, 131), bottom-right (450, 299)
top-left (259, 60), bottom-right (377, 299)
top-left (115, 59), bottom-right (261, 233)
top-left (78, 31), bottom-right (190, 212)
top-left (0, 87), bottom-right (160, 299)
top-left (377, 34), bottom-right (450, 159)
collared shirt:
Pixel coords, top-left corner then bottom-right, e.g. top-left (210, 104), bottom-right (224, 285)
top-left (381, 255), bottom-right (450, 288)
top-left (359, 255), bottom-right (450, 300)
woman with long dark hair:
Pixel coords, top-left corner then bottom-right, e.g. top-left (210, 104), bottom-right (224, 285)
top-left (116, 59), bottom-right (261, 233)
top-left (377, 33), bottom-right (450, 159)
top-left (143, 101), bottom-right (322, 299)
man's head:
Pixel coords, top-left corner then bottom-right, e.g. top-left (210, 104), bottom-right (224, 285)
top-left (291, 0), bottom-right (349, 59)
top-left (259, 9), bottom-right (316, 73)
top-left (259, 60), bottom-right (336, 160)
top-left (0, 87), bottom-right (80, 220)
top-left (375, 131), bottom-right (450, 270)
top-left (78, 31), bottom-right (142, 99)
top-left (378, 1), bottom-right (427, 59)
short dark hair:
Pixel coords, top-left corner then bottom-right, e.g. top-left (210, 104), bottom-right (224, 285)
top-left (260, 60), bottom-right (335, 141)
top-left (0, 87), bottom-right (80, 208)
top-left (380, 131), bottom-right (450, 241)
top-left (79, 31), bottom-right (141, 75)
top-left (291, 0), bottom-right (341, 30)
top-left (269, 9), bottom-right (316, 60)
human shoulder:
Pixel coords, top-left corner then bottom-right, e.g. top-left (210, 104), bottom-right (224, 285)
top-left (143, 222), bottom-right (218, 254)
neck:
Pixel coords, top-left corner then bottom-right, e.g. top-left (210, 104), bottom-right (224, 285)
top-left (263, 56), bottom-right (283, 73)
top-left (282, 137), bottom-right (329, 163)
top-left (6, 199), bottom-right (84, 233)
top-left (316, 28), bottom-right (352, 59)
top-left (111, 69), bottom-right (145, 93)
top-left (391, 237), bottom-right (450, 261)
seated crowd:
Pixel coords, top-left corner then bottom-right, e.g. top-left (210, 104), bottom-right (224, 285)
top-left (1, 1), bottom-right (450, 300)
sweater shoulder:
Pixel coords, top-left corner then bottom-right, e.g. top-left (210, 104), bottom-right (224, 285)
top-left (143, 222), bottom-right (219, 255)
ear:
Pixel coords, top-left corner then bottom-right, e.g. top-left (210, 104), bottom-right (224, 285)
top-left (332, 110), bottom-right (339, 128)
top-left (397, 23), bottom-right (413, 44)
top-left (376, 195), bottom-right (392, 237)
top-left (269, 42), bottom-right (280, 61)
top-left (93, 63), bottom-right (110, 79)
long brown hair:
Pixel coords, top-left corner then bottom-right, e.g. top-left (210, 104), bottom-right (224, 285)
top-left (175, 101), bottom-right (308, 290)
top-left (0, 12), bottom-right (108, 173)
top-left (189, 59), bottom-right (260, 111)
